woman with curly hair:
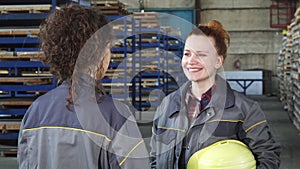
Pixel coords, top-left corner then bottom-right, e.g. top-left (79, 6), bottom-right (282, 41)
top-left (18, 4), bottom-right (149, 169)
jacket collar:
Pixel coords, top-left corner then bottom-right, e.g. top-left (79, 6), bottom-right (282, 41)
top-left (168, 75), bottom-right (235, 118)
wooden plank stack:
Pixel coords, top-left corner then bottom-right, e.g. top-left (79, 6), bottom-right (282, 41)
top-left (133, 12), bottom-right (160, 28)
top-left (91, 0), bottom-right (132, 15)
top-left (278, 7), bottom-right (300, 131)
top-left (0, 4), bottom-right (52, 14)
top-left (291, 13), bottom-right (300, 130)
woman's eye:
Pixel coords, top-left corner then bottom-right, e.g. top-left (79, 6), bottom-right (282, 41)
top-left (184, 53), bottom-right (190, 56)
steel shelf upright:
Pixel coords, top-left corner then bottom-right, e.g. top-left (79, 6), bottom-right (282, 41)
top-left (160, 31), bottom-right (184, 96)
top-left (133, 27), bottom-right (167, 112)
top-left (102, 15), bottom-right (138, 107)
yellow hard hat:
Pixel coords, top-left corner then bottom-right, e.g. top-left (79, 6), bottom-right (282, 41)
top-left (187, 140), bottom-right (256, 169)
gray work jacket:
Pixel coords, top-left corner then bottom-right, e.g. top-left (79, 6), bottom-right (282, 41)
top-left (150, 76), bottom-right (280, 169)
top-left (18, 81), bottom-right (150, 169)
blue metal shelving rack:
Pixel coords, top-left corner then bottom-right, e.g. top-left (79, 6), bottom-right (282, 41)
top-left (131, 25), bottom-right (185, 112)
top-left (132, 26), bottom-right (174, 112)
top-left (94, 11), bottom-right (185, 117)
top-left (0, 0), bottom-right (89, 150)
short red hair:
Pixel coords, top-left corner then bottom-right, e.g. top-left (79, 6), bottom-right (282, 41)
top-left (188, 20), bottom-right (230, 61)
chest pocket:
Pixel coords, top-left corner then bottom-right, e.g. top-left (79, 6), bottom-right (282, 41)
top-left (207, 121), bottom-right (243, 137)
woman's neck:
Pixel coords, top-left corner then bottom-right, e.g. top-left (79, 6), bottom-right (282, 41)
top-left (191, 78), bottom-right (215, 99)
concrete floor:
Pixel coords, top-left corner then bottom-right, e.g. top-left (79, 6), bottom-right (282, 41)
top-left (249, 95), bottom-right (300, 169)
top-left (1, 95), bottom-right (300, 169)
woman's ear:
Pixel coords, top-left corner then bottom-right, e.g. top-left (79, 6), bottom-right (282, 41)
top-left (215, 55), bottom-right (224, 69)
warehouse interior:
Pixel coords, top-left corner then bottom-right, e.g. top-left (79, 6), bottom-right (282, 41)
top-left (0, 0), bottom-right (300, 168)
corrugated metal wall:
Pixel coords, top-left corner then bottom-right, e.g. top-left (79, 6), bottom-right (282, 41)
top-left (200, 0), bottom-right (282, 94)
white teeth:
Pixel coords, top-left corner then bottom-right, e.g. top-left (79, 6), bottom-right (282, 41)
top-left (188, 68), bottom-right (202, 72)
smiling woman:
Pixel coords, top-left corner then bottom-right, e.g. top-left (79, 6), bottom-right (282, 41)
top-left (182, 21), bottom-right (228, 99)
top-left (150, 20), bottom-right (281, 169)
top-left (182, 35), bottom-right (221, 94)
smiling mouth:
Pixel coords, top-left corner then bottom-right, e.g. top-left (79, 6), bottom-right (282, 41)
top-left (188, 68), bottom-right (203, 72)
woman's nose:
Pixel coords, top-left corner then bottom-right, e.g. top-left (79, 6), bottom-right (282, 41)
top-left (188, 52), bottom-right (200, 63)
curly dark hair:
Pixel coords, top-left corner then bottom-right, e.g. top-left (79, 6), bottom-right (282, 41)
top-left (39, 4), bottom-right (113, 108)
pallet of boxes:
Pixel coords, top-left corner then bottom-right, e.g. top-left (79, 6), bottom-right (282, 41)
top-left (278, 7), bottom-right (300, 131)
top-left (290, 8), bottom-right (300, 131)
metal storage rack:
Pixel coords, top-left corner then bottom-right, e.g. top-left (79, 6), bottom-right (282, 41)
top-left (0, 0), bottom-right (89, 155)
top-left (131, 12), bottom-right (184, 114)
top-left (102, 15), bottom-right (138, 106)
top-left (134, 27), bottom-right (166, 112)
